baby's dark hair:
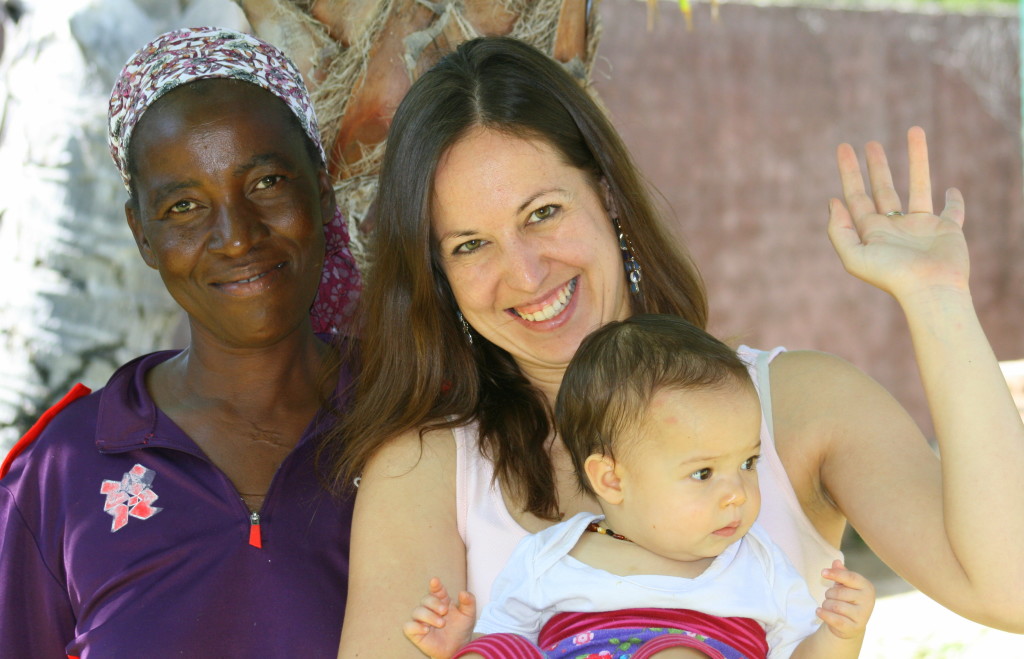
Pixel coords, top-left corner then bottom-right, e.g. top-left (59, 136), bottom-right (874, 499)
top-left (555, 314), bottom-right (753, 495)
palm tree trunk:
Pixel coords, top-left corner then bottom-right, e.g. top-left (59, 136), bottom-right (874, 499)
top-left (238, 0), bottom-right (602, 269)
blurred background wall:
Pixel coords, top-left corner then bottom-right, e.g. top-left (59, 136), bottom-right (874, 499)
top-left (593, 1), bottom-right (1023, 439)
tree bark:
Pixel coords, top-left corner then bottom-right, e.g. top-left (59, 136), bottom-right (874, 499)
top-left (238, 0), bottom-right (602, 269)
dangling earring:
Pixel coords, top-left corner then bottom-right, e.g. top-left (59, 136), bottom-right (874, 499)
top-left (614, 218), bottom-right (642, 295)
top-left (457, 310), bottom-right (473, 345)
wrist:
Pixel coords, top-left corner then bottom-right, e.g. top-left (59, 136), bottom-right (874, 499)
top-left (895, 283), bottom-right (974, 319)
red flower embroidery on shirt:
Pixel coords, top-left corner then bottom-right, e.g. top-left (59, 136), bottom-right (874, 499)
top-left (100, 464), bottom-right (162, 532)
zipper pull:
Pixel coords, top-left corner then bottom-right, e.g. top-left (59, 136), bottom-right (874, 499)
top-left (248, 511), bottom-right (262, 548)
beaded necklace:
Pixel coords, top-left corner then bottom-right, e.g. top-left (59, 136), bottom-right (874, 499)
top-left (585, 520), bottom-right (634, 543)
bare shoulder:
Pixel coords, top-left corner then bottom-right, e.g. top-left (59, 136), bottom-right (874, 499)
top-left (771, 348), bottom-right (913, 432)
top-left (769, 350), bottom-right (892, 430)
top-left (343, 424), bottom-right (467, 658)
top-left (766, 350), bottom-right (911, 545)
top-left (770, 349), bottom-right (867, 391)
top-left (769, 351), bottom-right (846, 442)
top-left (354, 423), bottom-right (460, 539)
top-left (361, 424), bottom-right (458, 482)
top-left (770, 348), bottom-right (933, 527)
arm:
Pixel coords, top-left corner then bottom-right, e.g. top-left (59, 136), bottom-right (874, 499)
top-left (403, 577), bottom-right (477, 659)
top-left (775, 126), bottom-right (1024, 630)
top-left (790, 561), bottom-right (874, 659)
top-left (337, 427), bottom-right (468, 658)
top-left (0, 484), bottom-right (77, 657)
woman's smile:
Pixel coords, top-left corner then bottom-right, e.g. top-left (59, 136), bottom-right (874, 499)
top-left (432, 126), bottom-right (631, 372)
top-left (211, 262), bottom-right (288, 295)
top-left (509, 277), bottom-right (578, 324)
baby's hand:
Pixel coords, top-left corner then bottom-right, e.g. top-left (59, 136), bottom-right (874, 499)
top-left (818, 560), bottom-right (876, 639)
top-left (403, 577), bottom-right (477, 659)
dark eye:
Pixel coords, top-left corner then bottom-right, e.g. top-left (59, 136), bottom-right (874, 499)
top-left (529, 205), bottom-right (559, 223)
top-left (454, 238), bottom-right (485, 254)
top-left (254, 175), bottom-right (282, 190)
top-left (741, 456), bottom-right (760, 471)
top-left (168, 200), bottom-right (198, 214)
top-left (689, 468), bottom-right (712, 481)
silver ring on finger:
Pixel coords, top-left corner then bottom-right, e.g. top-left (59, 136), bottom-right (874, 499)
top-left (885, 210), bottom-right (904, 217)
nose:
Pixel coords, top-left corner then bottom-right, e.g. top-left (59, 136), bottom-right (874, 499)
top-left (501, 236), bottom-right (548, 292)
top-left (209, 199), bottom-right (268, 256)
top-left (720, 475), bottom-right (748, 508)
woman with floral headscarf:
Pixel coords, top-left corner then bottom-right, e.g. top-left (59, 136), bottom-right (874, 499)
top-left (0, 27), bottom-right (360, 657)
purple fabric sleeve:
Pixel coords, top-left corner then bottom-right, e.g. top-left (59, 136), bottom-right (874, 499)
top-left (0, 349), bottom-right (353, 657)
top-left (0, 485), bottom-right (76, 657)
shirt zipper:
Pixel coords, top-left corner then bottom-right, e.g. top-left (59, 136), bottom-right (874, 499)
top-left (248, 511), bottom-right (262, 549)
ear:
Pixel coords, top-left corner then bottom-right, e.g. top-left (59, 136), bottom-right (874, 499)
top-left (318, 168), bottom-right (337, 228)
top-left (599, 177), bottom-right (619, 218)
top-left (584, 453), bottom-right (624, 506)
top-left (125, 201), bottom-right (158, 270)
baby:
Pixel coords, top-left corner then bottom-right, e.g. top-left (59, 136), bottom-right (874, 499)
top-left (406, 314), bottom-right (874, 658)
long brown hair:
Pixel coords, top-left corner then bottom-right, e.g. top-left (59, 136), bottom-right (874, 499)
top-left (330, 37), bottom-right (707, 519)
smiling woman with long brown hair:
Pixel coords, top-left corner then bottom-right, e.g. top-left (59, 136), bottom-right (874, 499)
top-left (333, 36), bottom-right (1024, 658)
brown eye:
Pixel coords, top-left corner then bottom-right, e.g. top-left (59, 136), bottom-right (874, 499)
top-left (255, 175), bottom-right (282, 190)
top-left (455, 239), bottom-right (485, 254)
top-left (169, 200), bottom-right (198, 214)
top-left (529, 205), bottom-right (559, 223)
top-left (690, 468), bottom-right (712, 481)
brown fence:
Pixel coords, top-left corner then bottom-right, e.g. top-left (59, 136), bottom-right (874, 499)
top-left (594, 0), bottom-right (1024, 436)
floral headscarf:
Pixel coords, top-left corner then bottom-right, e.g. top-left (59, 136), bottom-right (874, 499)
top-left (107, 27), bottom-right (359, 334)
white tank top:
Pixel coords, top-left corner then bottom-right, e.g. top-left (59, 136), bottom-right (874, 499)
top-left (454, 346), bottom-right (843, 609)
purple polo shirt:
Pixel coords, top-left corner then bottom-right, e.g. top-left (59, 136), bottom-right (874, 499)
top-left (0, 350), bottom-right (353, 658)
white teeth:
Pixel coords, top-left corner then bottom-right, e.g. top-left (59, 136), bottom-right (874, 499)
top-left (516, 279), bottom-right (577, 322)
top-left (233, 263), bottom-right (283, 285)
top-left (236, 272), bottom-right (266, 284)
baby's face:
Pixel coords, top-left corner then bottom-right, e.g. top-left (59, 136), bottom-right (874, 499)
top-left (613, 381), bottom-right (762, 562)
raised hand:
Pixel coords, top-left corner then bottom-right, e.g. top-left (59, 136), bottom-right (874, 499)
top-left (827, 126), bottom-right (969, 302)
top-left (818, 560), bottom-right (876, 640)
top-left (403, 577), bottom-right (477, 659)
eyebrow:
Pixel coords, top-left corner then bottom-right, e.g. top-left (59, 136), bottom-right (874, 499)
top-left (678, 441), bottom-right (762, 466)
top-left (438, 187), bottom-right (570, 244)
top-left (146, 153), bottom-right (293, 209)
top-left (147, 179), bottom-right (201, 209)
top-left (438, 230), bottom-right (477, 245)
top-left (516, 187), bottom-right (566, 214)
top-left (232, 152), bottom-right (292, 177)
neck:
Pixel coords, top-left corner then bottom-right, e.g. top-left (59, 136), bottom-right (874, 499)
top-left (517, 362), bottom-right (567, 408)
top-left (574, 512), bottom-right (717, 579)
top-left (159, 322), bottom-right (333, 409)
top-left (587, 519), bottom-right (633, 542)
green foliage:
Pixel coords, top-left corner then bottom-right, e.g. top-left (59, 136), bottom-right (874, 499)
top-left (915, 0), bottom-right (1014, 12)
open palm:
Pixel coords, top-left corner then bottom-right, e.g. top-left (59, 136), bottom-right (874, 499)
top-left (828, 127), bottom-right (969, 302)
